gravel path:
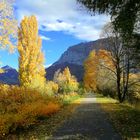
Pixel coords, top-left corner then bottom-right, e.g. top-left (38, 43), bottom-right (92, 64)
top-left (50, 93), bottom-right (121, 140)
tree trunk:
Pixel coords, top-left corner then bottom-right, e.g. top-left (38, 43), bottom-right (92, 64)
top-left (121, 52), bottom-right (130, 102)
top-left (116, 67), bottom-right (122, 102)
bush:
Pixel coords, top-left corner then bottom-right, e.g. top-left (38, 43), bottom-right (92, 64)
top-left (59, 92), bottom-right (80, 105)
top-left (53, 67), bottom-right (79, 94)
top-left (0, 85), bottom-right (61, 137)
top-left (77, 83), bottom-right (86, 95)
top-left (45, 81), bottom-right (58, 96)
top-left (98, 87), bottom-right (116, 98)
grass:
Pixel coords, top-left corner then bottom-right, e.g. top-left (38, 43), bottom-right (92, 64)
top-left (96, 94), bottom-right (140, 139)
top-left (62, 94), bottom-right (82, 105)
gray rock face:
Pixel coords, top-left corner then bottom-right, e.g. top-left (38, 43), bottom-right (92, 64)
top-left (53, 39), bottom-right (107, 66)
top-left (47, 38), bottom-right (107, 81)
top-left (0, 39), bottom-right (108, 85)
top-left (0, 65), bottom-right (19, 85)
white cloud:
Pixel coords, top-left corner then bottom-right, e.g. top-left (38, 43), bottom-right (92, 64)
top-left (40, 35), bottom-right (51, 41)
top-left (15, 0), bottom-right (110, 41)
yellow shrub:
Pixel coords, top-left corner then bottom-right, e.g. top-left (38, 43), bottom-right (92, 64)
top-left (36, 102), bottom-right (60, 116)
top-left (45, 81), bottom-right (58, 95)
top-left (0, 85), bottom-right (61, 138)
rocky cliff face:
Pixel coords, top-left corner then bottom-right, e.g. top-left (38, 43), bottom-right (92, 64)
top-left (0, 65), bottom-right (19, 85)
top-left (0, 39), bottom-right (107, 85)
top-left (46, 38), bottom-right (107, 81)
top-left (53, 39), bottom-right (106, 66)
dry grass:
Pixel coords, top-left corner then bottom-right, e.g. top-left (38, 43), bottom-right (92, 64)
top-left (96, 94), bottom-right (140, 139)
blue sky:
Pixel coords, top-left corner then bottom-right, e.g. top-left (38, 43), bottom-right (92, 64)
top-left (0, 0), bottom-right (110, 69)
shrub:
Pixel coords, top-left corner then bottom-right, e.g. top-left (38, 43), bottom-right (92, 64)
top-left (53, 67), bottom-right (79, 94)
top-left (78, 83), bottom-right (86, 95)
top-left (45, 81), bottom-right (58, 96)
top-left (0, 85), bottom-right (61, 137)
top-left (127, 73), bottom-right (140, 108)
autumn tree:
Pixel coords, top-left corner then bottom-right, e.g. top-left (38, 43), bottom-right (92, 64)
top-left (53, 67), bottom-right (79, 93)
top-left (84, 48), bottom-right (114, 92)
top-left (18, 16), bottom-right (46, 89)
top-left (84, 50), bottom-right (98, 91)
top-left (97, 49), bottom-right (117, 97)
top-left (0, 0), bottom-right (17, 51)
top-left (100, 23), bottom-right (139, 102)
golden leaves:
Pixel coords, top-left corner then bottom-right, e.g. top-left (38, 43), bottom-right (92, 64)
top-left (84, 49), bottom-right (114, 91)
top-left (18, 16), bottom-right (46, 89)
top-left (0, 0), bottom-right (17, 51)
top-left (84, 50), bottom-right (98, 91)
top-left (54, 67), bottom-right (79, 93)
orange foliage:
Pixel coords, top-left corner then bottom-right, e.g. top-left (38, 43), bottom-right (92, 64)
top-left (0, 85), bottom-right (61, 137)
top-left (84, 49), bottom-right (114, 91)
top-left (84, 50), bottom-right (98, 91)
top-left (98, 49), bottom-right (114, 70)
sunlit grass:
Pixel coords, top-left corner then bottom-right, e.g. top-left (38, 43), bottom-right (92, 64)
top-left (96, 94), bottom-right (118, 104)
top-left (97, 94), bottom-right (140, 139)
top-left (61, 93), bottom-right (82, 105)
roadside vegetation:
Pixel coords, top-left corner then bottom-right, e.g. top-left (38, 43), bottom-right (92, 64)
top-left (96, 94), bottom-right (140, 139)
top-left (0, 13), bottom-right (84, 138)
top-left (0, 80), bottom-right (84, 138)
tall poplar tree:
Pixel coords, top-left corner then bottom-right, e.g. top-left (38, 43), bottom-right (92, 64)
top-left (18, 16), bottom-right (46, 89)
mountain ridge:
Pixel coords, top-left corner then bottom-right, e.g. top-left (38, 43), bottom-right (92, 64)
top-left (0, 65), bottom-right (19, 85)
top-left (0, 38), bottom-right (107, 84)
top-left (46, 38), bottom-right (107, 81)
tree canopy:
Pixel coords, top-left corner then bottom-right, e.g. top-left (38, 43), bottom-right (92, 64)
top-left (77, 0), bottom-right (140, 48)
top-left (0, 0), bottom-right (17, 51)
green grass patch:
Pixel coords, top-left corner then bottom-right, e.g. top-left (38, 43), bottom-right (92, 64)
top-left (96, 94), bottom-right (140, 139)
top-left (62, 94), bottom-right (81, 105)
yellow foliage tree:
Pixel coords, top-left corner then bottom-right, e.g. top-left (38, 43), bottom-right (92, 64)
top-left (63, 67), bottom-right (71, 83)
top-left (54, 67), bottom-right (79, 93)
top-left (18, 16), bottom-right (46, 89)
top-left (84, 50), bottom-right (98, 91)
top-left (0, 0), bottom-right (17, 51)
top-left (84, 49), bottom-right (114, 92)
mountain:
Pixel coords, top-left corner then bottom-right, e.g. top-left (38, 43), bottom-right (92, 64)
top-left (46, 63), bottom-right (84, 81)
top-left (0, 38), bottom-right (107, 85)
top-left (0, 65), bottom-right (19, 85)
top-left (46, 38), bottom-right (107, 81)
